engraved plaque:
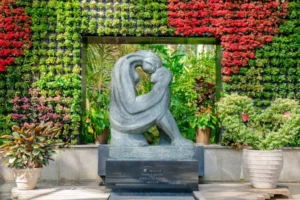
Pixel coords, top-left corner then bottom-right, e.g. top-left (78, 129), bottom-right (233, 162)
top-left (105, 160), bottom-right (198, 191)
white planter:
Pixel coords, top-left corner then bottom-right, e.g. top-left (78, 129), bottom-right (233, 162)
top-left (243, 149), bottom-right (283, 189)
top-left (14, 168), bottom-right (42, 190)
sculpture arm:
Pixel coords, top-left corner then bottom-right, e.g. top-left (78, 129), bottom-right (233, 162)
top-left (129, 84), bottom-right (169, 113)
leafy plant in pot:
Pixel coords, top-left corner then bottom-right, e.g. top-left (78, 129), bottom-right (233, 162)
top-left (217, 94), bottom-right (300, 189)
top-left (191, 77), bottom-right (219, 145)
top-left (0, 122), bottom-right (61, 190)
top-left (83, 107), bottom-right (110, 144)
top-left (191, 105), bottom-right (219, 145)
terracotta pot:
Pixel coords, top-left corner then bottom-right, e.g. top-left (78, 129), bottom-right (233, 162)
top-left (95, 127), bottom-right (109, 144)
top-left (196, 127), bottom-right (211, 145)
top-left (14, 168), bottom-right (42, 190)
top-left (243, 149), bottom-right (283, 189)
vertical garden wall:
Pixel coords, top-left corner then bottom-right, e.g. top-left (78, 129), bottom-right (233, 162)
top-left (0, 0), bottom-right (299, 144)
top-left (231, 1), bottom-right (300, 107)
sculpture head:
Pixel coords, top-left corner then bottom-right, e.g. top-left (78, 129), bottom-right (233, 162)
top-left (151, 67), bottom-right (171, 84)
top-left (140, 51), bottom-right (162, 74)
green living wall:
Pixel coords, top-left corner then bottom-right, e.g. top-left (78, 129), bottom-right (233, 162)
top-left (0, 0), bottom-right (299, 144)
top-left (0, 0), bottom-right (83, 144)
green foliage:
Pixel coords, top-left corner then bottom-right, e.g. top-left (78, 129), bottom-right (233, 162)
top-left (190, 108), bottom-right (219, 132)
top-left (14, 0), bottom-right (82, 145)
top-left (82, 92), bottom-right (110, 143)
top-left (84, 44), bottom-right (217, 143)
top-left (81, 0), bottom-right (172, 36)
top-left (0, 115), bottom-right (17, 145)
top-left (217, 94), bottom-right (300, 150)
top-left (144, 45), bottom-right (218, 142)
top-left (191, 77), bottom-right (219, 134)
top-left (0, 122), bottom-right (61, 169)
top-left (83, 44), bottom-right (141, 143)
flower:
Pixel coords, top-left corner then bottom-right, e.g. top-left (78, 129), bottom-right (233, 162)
top-left (283, 112), bottom-right (290, 117)
top-left (241, 114), bottom-right (249, 122)
top-left (0, 0), bottom-right (32, 73)
top-left (168, 0), bottom-right (288, 76)
top-left (86, 118), bottom-right (91, 124)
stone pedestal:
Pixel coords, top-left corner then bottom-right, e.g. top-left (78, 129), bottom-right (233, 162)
top-left (103, 145), bottom-right (200, 199)
top-left (98, 145), bottom-right (204, 178)
top-left (106, 160), bottom-right (198, 191)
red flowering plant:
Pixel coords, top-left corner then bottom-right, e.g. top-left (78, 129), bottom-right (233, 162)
top-left (168, 0), bottom-right (289, 82)
top-left (0, 0), bottom-right (31, 72)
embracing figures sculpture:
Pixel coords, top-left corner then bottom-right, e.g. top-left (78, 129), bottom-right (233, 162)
top-left (109, 50), bottom-right (193, 147)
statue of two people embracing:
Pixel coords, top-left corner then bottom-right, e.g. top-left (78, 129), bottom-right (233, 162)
top-left (109, 50), bottom-right (192, 147)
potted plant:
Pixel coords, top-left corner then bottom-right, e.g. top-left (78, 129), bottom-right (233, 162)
top-left (0, 122), bottom-right (61, 190)
top-left (192, 77), bottom-right (218, 145)
top-left (83, 107), bottom-right (110, 144)
top-left (217, 94), bottom-right (300, 189)
top-left (83, 90), bottom-right (110, 144)
top-left (192, 105), bottom-right (219, 145)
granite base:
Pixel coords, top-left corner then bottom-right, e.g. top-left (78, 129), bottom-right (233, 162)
top-left (109, 145), bottom-right (195, 160)
top-left (105, 159), bottom-right (199, 192)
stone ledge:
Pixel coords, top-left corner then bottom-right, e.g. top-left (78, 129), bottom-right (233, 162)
top-left (109, 146), bottom-right (195, 160)
top-left (54, 144), bottom-right (300, 150)
top-left (2, 145), bottom-right (300, 182)
top-left (56, 144), bottom-right (100, 148)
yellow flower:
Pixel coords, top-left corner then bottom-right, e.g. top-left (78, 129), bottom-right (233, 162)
top-left (88, 128), bottom-right (94, 134)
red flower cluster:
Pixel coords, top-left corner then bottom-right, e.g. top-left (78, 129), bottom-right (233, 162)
top-left (0, 0), bottom-right (31, 72)
top-left (168, 0), bottom-right (289, 80)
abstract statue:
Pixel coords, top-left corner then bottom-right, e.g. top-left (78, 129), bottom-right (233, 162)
top-left (109, 50), bottom-right (193, 147)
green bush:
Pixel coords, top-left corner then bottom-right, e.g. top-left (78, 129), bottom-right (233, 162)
top-left (217, 94), bottom-right (300, 150)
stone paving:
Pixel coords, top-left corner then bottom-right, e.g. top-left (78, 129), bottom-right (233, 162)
top-left (0, 180), bottom-right (101, 200)
top-left (0, 181), bottom-right (14, 200)
top-left (1, 180), bottom-right (300, 200)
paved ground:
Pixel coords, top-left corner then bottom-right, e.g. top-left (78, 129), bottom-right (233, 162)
top-left (288, 184), bottom-right (300, 199)
top-left (0, 181), bottom-right (102, 200)
top-left (1, 181), bottom-right (300, 200)
top-left (0, 181), bottom-right (14, 200)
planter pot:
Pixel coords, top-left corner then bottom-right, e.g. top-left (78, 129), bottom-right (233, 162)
top-left (14, 168), bottom-right (42, 190)
top-left (95, 127), bottom-right (109, 144)
top-left (243, 149), bottom-right (283, 189)
top-left (196, 127), bottom-right (211, 145)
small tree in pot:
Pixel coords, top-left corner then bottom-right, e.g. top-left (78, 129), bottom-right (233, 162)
top-left (191, 77), bottom-right (219, 144)
top-left (217, 94), bottom-right (300, 189)
top-left (0, 122), bottom-right (61, 190)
